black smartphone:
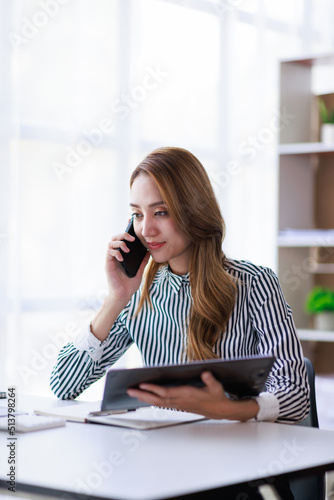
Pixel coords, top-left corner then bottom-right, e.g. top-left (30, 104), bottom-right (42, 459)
top-left (119, 219), bottom-right (148, 278)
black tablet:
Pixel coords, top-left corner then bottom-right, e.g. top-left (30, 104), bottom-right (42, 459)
top-left (101, 355), bottom-right (275, 411)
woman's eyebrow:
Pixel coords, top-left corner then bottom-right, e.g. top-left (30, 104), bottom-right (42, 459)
top-left (130, 201), bottom-right (166, 208)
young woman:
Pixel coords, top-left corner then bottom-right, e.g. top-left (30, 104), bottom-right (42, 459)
top-left (51, 146), bottom-right (309, 425)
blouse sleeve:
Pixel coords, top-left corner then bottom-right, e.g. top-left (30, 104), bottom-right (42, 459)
top-left (249, 266), bottom-right (310, 423)
top-left (50, 309), bottom-right (134, 400)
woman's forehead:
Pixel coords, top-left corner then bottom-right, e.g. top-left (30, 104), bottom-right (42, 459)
top-left (130, 174), bottom-right (165, 207)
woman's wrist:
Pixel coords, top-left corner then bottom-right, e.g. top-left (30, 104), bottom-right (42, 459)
top-left (90, 294), bottom-right (127, 342)
top-left (105, 291), bottom-right (129, 310)
top-left (236, 398), bottom-right (259, 421)
top-left (217, 397), bottom-right (259, 422)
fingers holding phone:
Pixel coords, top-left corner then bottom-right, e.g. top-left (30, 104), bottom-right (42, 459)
top-left (107, 232), bottom-right (135, 263)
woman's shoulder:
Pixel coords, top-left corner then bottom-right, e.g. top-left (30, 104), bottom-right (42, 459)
top-left (225, 258), bottom-right (277, 281)
top-left (225, 258), bottom-right (284, 304)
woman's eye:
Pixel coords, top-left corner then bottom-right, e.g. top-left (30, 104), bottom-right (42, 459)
top-left (155, 211), bottom-right (168, 217)
top-left (132, 213), bottom-right (143, 219)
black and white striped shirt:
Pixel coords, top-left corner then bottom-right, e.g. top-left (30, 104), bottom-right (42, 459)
top-left (50, 259), bottom-right (310, 423)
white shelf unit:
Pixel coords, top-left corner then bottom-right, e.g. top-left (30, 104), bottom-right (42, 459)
top-left (297, 329), bottom-right (334, 342)
top-left (279, 143), bottom-right (334, 155)
top-left (278, 54), bottom-right (334, 345)
top-left (278, 230), bottom-right (334, 248)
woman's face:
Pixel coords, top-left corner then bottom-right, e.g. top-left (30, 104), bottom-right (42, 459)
top-left (130, 174), bottom-right (191, 275)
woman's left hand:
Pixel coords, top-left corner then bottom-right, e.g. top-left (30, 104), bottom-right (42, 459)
top-left (127, 371), bottom-right (259, 421)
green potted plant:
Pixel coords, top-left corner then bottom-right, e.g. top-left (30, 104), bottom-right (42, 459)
top-left (319, 98), bottom-right (334, 144)
top-left (305, 285), bottom-right (334, 330)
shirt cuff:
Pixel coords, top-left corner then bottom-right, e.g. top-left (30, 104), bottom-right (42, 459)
top-left (73, 324), bottom-right (106, 362)
top-left (254, 392), bottom-right (279, 421)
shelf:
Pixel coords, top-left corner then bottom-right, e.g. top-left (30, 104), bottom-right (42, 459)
top-left (280, 53), bottom-right (334, 66)
top-left (311, 263), bottom-right (334, 274)
top-left (279, 142), bottom-right (334, 155)
top-left (278, 229), bottom-right (334, 247)
top-left (297, 329), bottom-right (334, 342)
top-left (278, 55), bottom-right (334, 359)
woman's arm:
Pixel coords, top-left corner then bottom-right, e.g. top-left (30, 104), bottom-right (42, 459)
top-left (249, 266), bottom-right (310, 423)
top-left (50, 232), bottom-right (150, 399)
top-left (50, 313), bottom-right (134, 399)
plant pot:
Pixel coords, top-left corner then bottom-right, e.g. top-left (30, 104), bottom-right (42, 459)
top-left (314, 312), bottom-right (334, 331)
top-left (320, 123), bottom-right (334, 144)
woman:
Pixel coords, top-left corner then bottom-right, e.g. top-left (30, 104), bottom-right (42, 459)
top-left (51, 146), bottom-right (309, 424)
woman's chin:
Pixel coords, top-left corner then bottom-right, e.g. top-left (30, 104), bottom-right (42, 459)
top-left (150, 252), bottom-right (169, 264)
top-left (152, 257), bottom-right (167, 263)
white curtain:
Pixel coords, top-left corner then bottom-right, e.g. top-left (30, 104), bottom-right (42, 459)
top-left (1, 0), bottom-right (334, 399)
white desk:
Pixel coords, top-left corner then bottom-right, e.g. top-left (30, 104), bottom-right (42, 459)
top-left (1, 395), bottom-right (334, 500)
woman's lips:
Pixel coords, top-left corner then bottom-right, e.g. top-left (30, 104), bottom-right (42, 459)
top-left (147, 242), bottom-right (166, 250)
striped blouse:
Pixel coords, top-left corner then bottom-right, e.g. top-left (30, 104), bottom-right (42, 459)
top-left (50, 259), bottom-right (310, 423)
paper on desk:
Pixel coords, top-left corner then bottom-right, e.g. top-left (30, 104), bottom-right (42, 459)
top-left (87, 407), bottom-right (207, 430)
top-left (34, 401), bottom-right (105, 422)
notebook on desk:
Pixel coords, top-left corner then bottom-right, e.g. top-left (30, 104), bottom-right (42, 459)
top-left (34, 402), bottom-right (206, 429)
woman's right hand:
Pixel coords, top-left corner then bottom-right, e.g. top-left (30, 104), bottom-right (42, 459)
top-left (90, 232), bottom-right (149, 343)
top-left (105, 232), bottom-right (150, 306)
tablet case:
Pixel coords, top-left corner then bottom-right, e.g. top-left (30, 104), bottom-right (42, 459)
top-left (101, 355), bottom-right (275, 411)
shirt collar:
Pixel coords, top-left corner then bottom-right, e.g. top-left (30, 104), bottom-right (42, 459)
top-left (157, 264), bottom-right (190, 294)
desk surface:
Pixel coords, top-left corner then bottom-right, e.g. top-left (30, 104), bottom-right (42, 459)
top-left (1, 395), bottom-right (334, 500)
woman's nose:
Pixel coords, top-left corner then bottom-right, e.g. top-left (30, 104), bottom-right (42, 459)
top-left (141, 217), bottom-right (158, 238)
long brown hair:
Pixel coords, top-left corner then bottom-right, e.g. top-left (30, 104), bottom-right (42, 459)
top-left (130, 147), bottom-right (237, 360)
